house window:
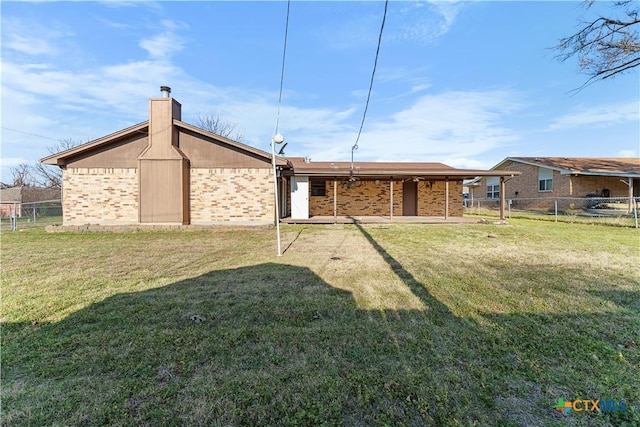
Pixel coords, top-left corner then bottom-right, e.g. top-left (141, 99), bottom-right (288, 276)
top-left (538, 168), bottom-right (553, 192)
top-left (486, 177), bottom-right (500, 199)
top-left (310, 179), bottom-right (326, 196)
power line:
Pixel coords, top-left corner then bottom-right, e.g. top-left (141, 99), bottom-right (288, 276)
top-left (2, 126), bottom-right (67, 143)
top-left (271, 0), bottom-right (292, 258)
top-left (352, 0), bottom-right (389, 168)
top-left (274, 0), bottom-right (291, 137)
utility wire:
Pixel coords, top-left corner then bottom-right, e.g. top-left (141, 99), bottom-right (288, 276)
top-left (271, 0), bottom-right (291, 258)
top-left (352, 0), bottom-right (389, 168)
top-left (274, 0), bottom-right (291, 137)
top-left (2, 126), bottom-right (67, 143)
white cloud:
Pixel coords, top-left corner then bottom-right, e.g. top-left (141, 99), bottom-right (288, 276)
top-left (388, 1), bottom-right (463, 44)
top-left (548, 100), bottom-right (639, 130)
top-left (279, 89), bottom-right (523, 164)
top-left (617, 150), bottom-right (638, 158)
top-left (139, 20), bottom-right (188, 59)
top-left (1, 17), bottom-right (72, 57)
top-left (319, 1), bottom-right (463, 50)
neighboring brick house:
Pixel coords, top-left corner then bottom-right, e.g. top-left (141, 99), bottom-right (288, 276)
top-left (0, 186), bottom-right (61, 218)
top-left (42, 87), bottom-right (518, 226)
top-left (469, 157), bottom-right (640, 211)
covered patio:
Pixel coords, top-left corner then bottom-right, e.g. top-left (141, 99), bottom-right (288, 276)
top-left (281, 158), bottom-right (519, 222)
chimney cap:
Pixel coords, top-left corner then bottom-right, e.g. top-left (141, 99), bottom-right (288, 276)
top-left (160, 86), bottom-right (171, 97)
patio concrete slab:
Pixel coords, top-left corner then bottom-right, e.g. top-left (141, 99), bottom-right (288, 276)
top-left (280, 216), bottom-right (484, 224)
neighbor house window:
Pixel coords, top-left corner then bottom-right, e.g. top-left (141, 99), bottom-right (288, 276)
top-left (538, 167), bottom-right (553, 192)
top-left (310, 179), bottom-right (326, 196)
top-left (486, 177), bottom-right (500, 199)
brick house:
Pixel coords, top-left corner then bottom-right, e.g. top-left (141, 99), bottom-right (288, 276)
top-left (0, 186), bottom-right (61, 218)
top-left (469, 157), bottom-right (640, 211)
top-left (284, 158), bottom-right (517, 220)
top-left (42, 87), bottom-right (518, 226)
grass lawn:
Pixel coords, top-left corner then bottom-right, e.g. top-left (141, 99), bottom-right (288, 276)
top-left (2, 220), bottom-right (639, 426)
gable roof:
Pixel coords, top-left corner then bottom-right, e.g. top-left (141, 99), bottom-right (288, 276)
top-left (0, 186), bottom-right (61, 203)
top-left (41, 120), bottom-right (289, 167)
top-left (287, 157), bottom-right (520, 179)
top-left (495, 157), bottom-right (640, 178)
top-left (0, 186), bottom-right (23, 203)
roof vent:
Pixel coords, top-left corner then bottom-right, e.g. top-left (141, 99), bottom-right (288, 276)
top-left (160, 86), bottom-right (171, 98)
top-left (304, 156), bottom-right (311, 163)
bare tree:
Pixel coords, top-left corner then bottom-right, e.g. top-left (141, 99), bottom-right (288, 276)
top-left (7, 139), bottom-right (84, 189)
top-left (555, 0), bottom-right (640, 89)
top-left (194, 114), bottom-right (244, 141)
top-left (33, 139), bottom-right (84, 188)
top-left (10, 163), bottom-right (36, 187)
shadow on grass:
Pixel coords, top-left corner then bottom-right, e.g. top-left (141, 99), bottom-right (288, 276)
top-left (3, 237), bottom-right (639, 426)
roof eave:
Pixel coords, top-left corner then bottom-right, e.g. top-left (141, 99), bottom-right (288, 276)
top-left (174, 120), bottom-right (290, 167)
top-left (40, 121), bottom-right (149, 165)
top-left (287, 169), bottom-right (520, 179)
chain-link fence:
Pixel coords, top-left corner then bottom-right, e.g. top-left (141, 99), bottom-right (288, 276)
top-left (0, 199), bottom-right (63, 231)
top-left (2, 197), bottom-right (637, 230)
top-left (464, 196), bottom-right (639, 228)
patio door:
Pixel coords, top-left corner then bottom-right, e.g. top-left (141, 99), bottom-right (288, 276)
top-left (403, 181), bottom-right (417, 216)
top-left (291, 176), bottom-right (309, 219)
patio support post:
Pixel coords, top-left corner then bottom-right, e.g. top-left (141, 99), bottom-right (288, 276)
top-left (390, 180), bottom-right (394, 219)
top-left (333, 178), bottom-right (337, 222)
top-left (445, 177), bottom-right (449, 220)
top-left (499, 177), bottom-right (506, 221)
top-left (629, 176), bottom-right (634, 214)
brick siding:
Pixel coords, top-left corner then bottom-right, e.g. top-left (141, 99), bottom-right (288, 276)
top-left (63, 168), bottom-right (138, 225)
top-left (309, 179), bottom-right (463, 217)
top-left (190, 168), bottom-right (274, 223)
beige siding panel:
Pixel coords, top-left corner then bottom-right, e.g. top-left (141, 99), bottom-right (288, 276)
top-left (190, 168), bottom-right (274, 223)
top-left (179, 130), bottom-right (271, 168)
top-left (62, 168), bottom-right (138, 225)
top-left (65, 135), bottom-right (148, 168)
top-left (139, 159), bottom-right (188, 223)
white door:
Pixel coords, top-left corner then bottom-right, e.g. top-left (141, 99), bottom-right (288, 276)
top-left (291, 176), bottom-right (309, 219)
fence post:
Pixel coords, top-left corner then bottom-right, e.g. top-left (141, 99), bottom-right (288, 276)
top-left (12, 202), bottom-right (18, 231)
top-left (33, 205), bottom-right (37, 224)
top-left (634, 197), bottom-right (638, 229)
top-left (554, 199), bottom-right (558, 223)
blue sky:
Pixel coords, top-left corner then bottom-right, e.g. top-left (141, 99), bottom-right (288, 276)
top-left (1, 1), bottom-right (638, 183)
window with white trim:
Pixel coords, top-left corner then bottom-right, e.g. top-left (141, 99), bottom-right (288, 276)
top-left (486, 177), bottom-right (500, 199)
top-left (538, 167), bottom-right (553, 192)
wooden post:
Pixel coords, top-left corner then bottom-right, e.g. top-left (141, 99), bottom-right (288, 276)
top-left (500, 177), bottom-right (506, 221)
top-left (445, 178), bottom-right (449, 219)
top-left (390, 180), bottom-right (394, 219)
top-left (629, 177), bottom-right (634, 214)
top-left (333, 178), bottom-right (337, 222)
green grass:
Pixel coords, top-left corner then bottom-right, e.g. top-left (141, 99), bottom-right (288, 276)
top-left (2, 220), bottom-right (639, 426)
top-left (0, 215), bottom-right (63, 232)
top-left (465, 207), bottom-right (638, 228)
